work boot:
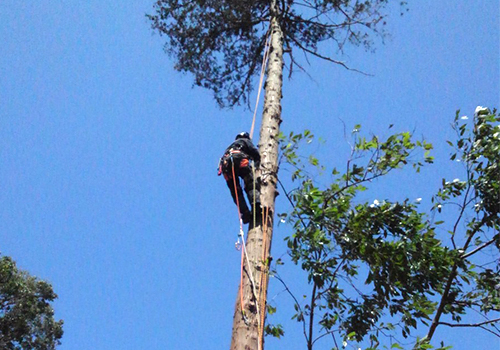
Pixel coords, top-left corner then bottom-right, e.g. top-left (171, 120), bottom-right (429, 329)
top-left (251, 208), bottom-right (262, 223)
top-left (252, 202), bottom-right (262, 218)
top-left (242, 211), bottom-right (251, 224)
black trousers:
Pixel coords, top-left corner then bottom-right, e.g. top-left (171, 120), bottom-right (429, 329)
top-left (223, 160), bottom-right (260, 217)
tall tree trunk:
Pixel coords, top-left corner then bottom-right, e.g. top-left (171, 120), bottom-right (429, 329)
top-left (230, 3), bottom-right (284, 349)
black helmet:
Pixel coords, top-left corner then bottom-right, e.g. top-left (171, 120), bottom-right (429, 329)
top-left (235, 132), bottom-right (250, 140)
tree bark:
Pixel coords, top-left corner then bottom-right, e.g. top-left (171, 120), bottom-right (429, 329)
top-left (230, 3), bottom-right (284, 349)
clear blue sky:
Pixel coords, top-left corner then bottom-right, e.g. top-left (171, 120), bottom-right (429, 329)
top-left (0, 1), bottom-right (498, 349)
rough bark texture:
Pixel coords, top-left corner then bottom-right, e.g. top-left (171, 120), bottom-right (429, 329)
top-left (229, 5), bottom-right (284, 350)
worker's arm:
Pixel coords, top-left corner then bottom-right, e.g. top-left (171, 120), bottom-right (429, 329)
top-left (245, 140), bottom-right (261, 164)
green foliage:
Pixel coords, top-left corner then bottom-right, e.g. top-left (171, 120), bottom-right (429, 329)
top-left (438, 107), bottom-right (500, 319)
top-left (265, 323), bottom-right (285, 339)
top-left (148, 0), bottom-right (407, 107)
top-left (428, 108), bottom-right (500, 327)
top-left (0, 255), bottom-right (63, 349)
top-left (441, 107), bottom-right (500, 221)
top-left (273, 108), bottom-right (500, 349)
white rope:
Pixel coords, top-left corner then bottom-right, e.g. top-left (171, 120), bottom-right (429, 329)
top-left (249, 31), bottom-right (272, 140)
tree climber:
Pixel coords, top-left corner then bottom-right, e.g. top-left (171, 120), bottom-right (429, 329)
top-left (218, 132), bottom-right (261, 224)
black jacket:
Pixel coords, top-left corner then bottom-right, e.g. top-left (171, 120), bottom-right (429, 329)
top-left (223, 138), bottom-right (261, 163)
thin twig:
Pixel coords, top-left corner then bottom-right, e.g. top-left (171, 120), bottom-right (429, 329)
top-left (462, 237), bottom-right (497, 259)
top-left (286, 33), bottom-right (373, 75)
top-left (451, 166), bottom-right (473, 249)
top-left (438, 317), bottom-right (500, 328)
top-left (278, 178), bottom-right (309, 229)
top-left (274, 274), bottom-right (309, 341)
top-left (312, 328), bottom-right (340, 346)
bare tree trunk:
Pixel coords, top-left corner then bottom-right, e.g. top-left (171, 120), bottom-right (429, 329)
top-left (230, 3), bottom-right (284, 349)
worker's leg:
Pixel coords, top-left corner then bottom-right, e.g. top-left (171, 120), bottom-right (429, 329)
top-left (225, 176), bottom-right (251, 223)
top-left (240, 165), bottom-right (261, 211)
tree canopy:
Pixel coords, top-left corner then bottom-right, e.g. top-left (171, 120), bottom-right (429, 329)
top-left (148, 0), bottom-right (407, 107)
top-left (0, 255), bottom-right (63, 350)
top-left (270, 107), bottom-right (500, 349)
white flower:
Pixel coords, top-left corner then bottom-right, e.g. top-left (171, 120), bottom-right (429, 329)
top-left (452, 178), bottom-right (460, 183)
top-left (373, 199), bottom-right (380, 206)
top-left (416, 198), bottom-right (422, 203)
top-left (475, 106), bottom-right (490, 116)
top-left (343, 341), bottom-right (348, 348)
top-left (437, 204), bottom-right (442, 209)
top-left (280, 218), bottom-right (286, 223)
top-left (460, 115), bottom-right (468, 120)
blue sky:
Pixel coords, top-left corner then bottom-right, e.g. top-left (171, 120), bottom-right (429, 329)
top-left (0, 1), bottom-right (499, 349)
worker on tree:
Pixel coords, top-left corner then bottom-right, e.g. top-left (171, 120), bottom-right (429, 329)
top-left (218, 132), bottom-right (261, 224)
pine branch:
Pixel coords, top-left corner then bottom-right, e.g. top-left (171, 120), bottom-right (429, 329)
top-left (285, 32), bottom-right (372, 75)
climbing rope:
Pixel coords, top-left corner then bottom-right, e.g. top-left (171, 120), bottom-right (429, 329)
top-left (230, 159), bottom-right (246, 318)
top-left (258, 206), bottom-right (270, 346)
top-left (240, 227), bottom-right (260, 325)
top-left (229, 25), bottom-right (271, 349)
top-left (252, 162), bottom-right (265, 350)
top-left (231, 160), bottom-right (261, 329)
top-left (248, 32), bottom-right (271, 346)
top-left (249, 31), bottom-right (272, 140)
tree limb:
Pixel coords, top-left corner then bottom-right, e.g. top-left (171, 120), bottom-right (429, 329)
top-left (424, 215), bottom-right (491, 342)
top-left (307, 282), bottom-right (318, 350)
top-left (462, 237), bottom-right (498, 259)
top-left (286, 33), bottom-right (372, 75)
top-left (438, 317), bottom-right (500, 328)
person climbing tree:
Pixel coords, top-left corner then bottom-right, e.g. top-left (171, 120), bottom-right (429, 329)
top-left (218, 132), bottom-right (261, 224)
